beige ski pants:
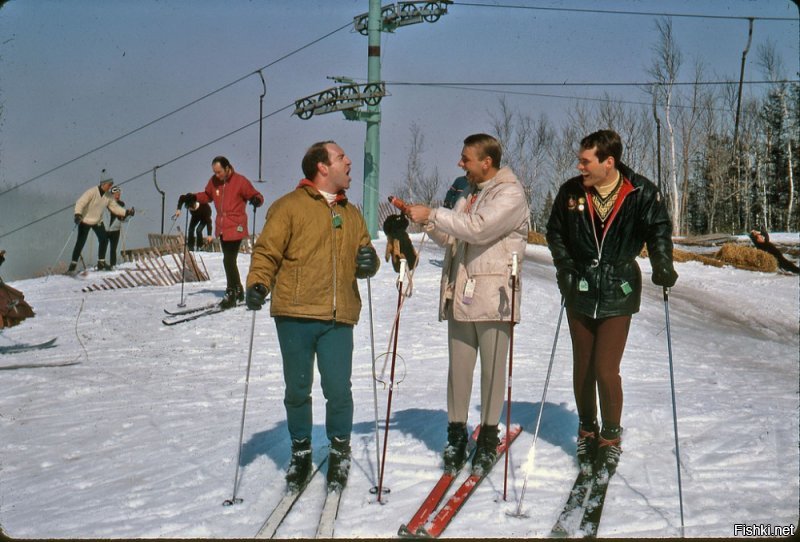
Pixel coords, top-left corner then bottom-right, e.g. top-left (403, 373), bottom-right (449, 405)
top-left (446, 316), bottom-right (510, 425)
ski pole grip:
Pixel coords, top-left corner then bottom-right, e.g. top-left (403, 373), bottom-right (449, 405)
top-left (511, 252), bottom-right (519, 278)
top-left (388, 195), bottom-right (409, 214)
top-left (398, 258), bottom-right (407, 283)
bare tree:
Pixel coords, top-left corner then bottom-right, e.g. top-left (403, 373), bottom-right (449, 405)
top-left (394, 122), bottom-right (443, 206)
top-left (648, 17), bottom-right (682, 235)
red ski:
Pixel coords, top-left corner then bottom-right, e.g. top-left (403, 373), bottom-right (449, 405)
top-left (398, 427), bottom-right (481, 537)
top-left (419, 424), bottom-right (522, 538)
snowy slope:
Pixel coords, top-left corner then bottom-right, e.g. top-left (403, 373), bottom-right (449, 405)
top-left (0, 236), bottom-right (797, 538)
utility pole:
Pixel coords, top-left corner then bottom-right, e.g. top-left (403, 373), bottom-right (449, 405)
top-left (363, 0), bottom-right (382, 238)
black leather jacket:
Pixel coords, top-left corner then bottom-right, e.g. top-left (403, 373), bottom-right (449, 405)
top-left (546, 164), bottom-right (674, 318)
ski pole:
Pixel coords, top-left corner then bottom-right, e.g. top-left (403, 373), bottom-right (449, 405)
top-left (166, 214), bottom-right (178, 236)
top-left (663, 287), bottom-right (685, 537)
top-left (510, 298), bottom-right (565, 518)
top-left (178, 209), bottom-right (190, 307)
top-left (367, 277), bottom-right (384, 493)
top-left (47, 222), bottom-right (79, 280)
top-left (223, 305), bottom-right (259, 506)
top-left (377, 258), bottom-right (406, 503)
top-left (503, 252), bottom-right (519, 501)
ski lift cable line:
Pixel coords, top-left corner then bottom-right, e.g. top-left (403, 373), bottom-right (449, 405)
top-left (0, 20), bottom-right (352, 199)
top-left (457, 2), bottom-right (797, 22)
top-left (384, 79), bottom-right (798, 88)
top-left (0, 103), bottom-right (295, 242)
top-left (400, 83), bottom-right (748, 114)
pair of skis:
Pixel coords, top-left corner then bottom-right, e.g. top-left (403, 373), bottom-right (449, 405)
top-left (550, 464), bottom-right (614, 538)
top-left (399, 424), bottom-right (522, 538)
top-left (255, 453), bottom-right (344, 539)
top-left (162, 301), bottom-right (238, 325)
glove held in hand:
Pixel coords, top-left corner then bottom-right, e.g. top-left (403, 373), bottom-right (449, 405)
top-left (245, 283), bottom-right (269, 310)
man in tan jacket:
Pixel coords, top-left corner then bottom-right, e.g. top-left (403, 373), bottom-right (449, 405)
top-left (67, 171), bottom-right (134, 274)
top-left (245, 141), bottom-right (379, 494)
top-left (407, 133), bottom-right (529, 475)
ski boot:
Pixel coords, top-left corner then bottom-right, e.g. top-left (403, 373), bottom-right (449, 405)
top-left (594, 426), bottom-right (622, 483)
top-left (471, 424), bottom-right (499, 477)
top-left (66, 261), bottom-right (78, 276)
top-left (285, 438), bottom-right (312, 493)
top-left (220, 287), bottom-right (238, 309)
top-left (327, 436), bottom-right (351, 493)
top-left (235, 283), bottom-right (245, 303)
top-left (576, 419), bottom-right (599, 475)
top-left (443, 422), bottom-right (469, 473)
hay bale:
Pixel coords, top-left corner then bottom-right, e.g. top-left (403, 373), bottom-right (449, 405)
top-left (714, 243), bottom-right (778, 273)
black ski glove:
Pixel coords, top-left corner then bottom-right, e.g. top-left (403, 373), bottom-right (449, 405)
top-left (74, 214), bottom-right (83, 225)
top-left (355, 245), bottom-right (379, 279)
top-left (249, 196), bottom-right (263, 208)
top-left (556, 268), bottom-right (577, 302)
top-left (651, 263), bottom-right (678, 288)
top-left (245, 283), bottom-right (269, 310)
top-left (126, 207), bottom-right (136, 218)
top-left (183, 192), bottom-right (197, 208)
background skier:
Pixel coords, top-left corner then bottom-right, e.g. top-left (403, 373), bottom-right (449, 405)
top-left (181, 156), bottom-right (263, 308)
top-left (173, 195), bottom-right (213, 251)
top-left (68, 170), bottom-right (134, 274)
top-left (103, 185), bottom-right (129, 270)
top-left (244, 141), bottom-right (379, 493)
top-left (546, 129), bottom-right (677, 480)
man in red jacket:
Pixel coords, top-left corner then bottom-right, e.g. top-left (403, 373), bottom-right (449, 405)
top-left (183, 156), bottom-right (264, 308)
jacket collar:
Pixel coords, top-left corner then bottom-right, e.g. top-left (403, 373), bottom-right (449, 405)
top-left (297, 178), bottom-right (348, 205)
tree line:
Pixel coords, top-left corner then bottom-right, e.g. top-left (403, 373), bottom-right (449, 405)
top-left (395, 18), bottom-right (798, 237)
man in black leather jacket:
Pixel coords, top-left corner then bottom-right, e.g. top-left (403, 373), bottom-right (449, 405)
top-left (546, 129), bottom-right (677, 478)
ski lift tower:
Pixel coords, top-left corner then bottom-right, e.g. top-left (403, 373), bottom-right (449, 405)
top-left (293, 0), bottom-right (452, 238)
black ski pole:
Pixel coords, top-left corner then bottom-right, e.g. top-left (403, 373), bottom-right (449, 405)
top-left (47, 222), bottom-right (79, 280)
top-left (663, 287), bottom-right (685, 537)
top-left (509, 298), bottom-right (565, 518)
top-left (178, 209), bottom-right (190, 307)
top-left (223, 306), bottom-right (259, 506)
top-left (376, 258), bottom-right (407, 503)
top-left (503, 252), bottom-right (519, 501)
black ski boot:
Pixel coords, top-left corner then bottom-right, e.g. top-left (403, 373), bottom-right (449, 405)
top-left (594, 426), bottom-right (622, 483)
top-left (66, 261), bottom-right (78, 276)
top-left (327, 436), bottom-right (351, 493)
top-left (220, 287), bottom-right (238, 309)
top-left (285, 438), bottom-right (312, 493)
top-left (96, 260), bottom-right (107, 271)
top-left (443, 422), bottom-right (469, 473)
top-left (471, 424), bottom-right (499, 476)
top-left (576, 419), bottom-right (599, 475)
top-left (235, 283), bottom-right (245, 303)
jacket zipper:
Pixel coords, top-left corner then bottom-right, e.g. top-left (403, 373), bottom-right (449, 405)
top-left (330, 207), bottom-right (338, 321)
top-left (585, 183), bottom-right (641, 318)
top-left (587, 199), bottom-right (603, 319)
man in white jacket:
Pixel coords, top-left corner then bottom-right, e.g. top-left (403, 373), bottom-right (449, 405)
top-left (67, 171), bottom-right (134, 274)
top-left (407, 133), bottom-right (529, 475)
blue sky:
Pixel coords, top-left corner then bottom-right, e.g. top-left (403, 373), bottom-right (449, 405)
top-left (0, 0), bottom-right (797, 278)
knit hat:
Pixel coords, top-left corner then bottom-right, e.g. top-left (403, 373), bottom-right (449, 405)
top-left (100, 168), bottom-right (113, 184)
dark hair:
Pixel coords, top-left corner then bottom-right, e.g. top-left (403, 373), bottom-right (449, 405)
top-left (212, 156), bottom-right (232, 170)
top-left (463, 133), bottom-right (502, 168)
top-left (580, 130), bottom-right (622, 165)
top-left (301, 141), bottom-right (335, 180)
